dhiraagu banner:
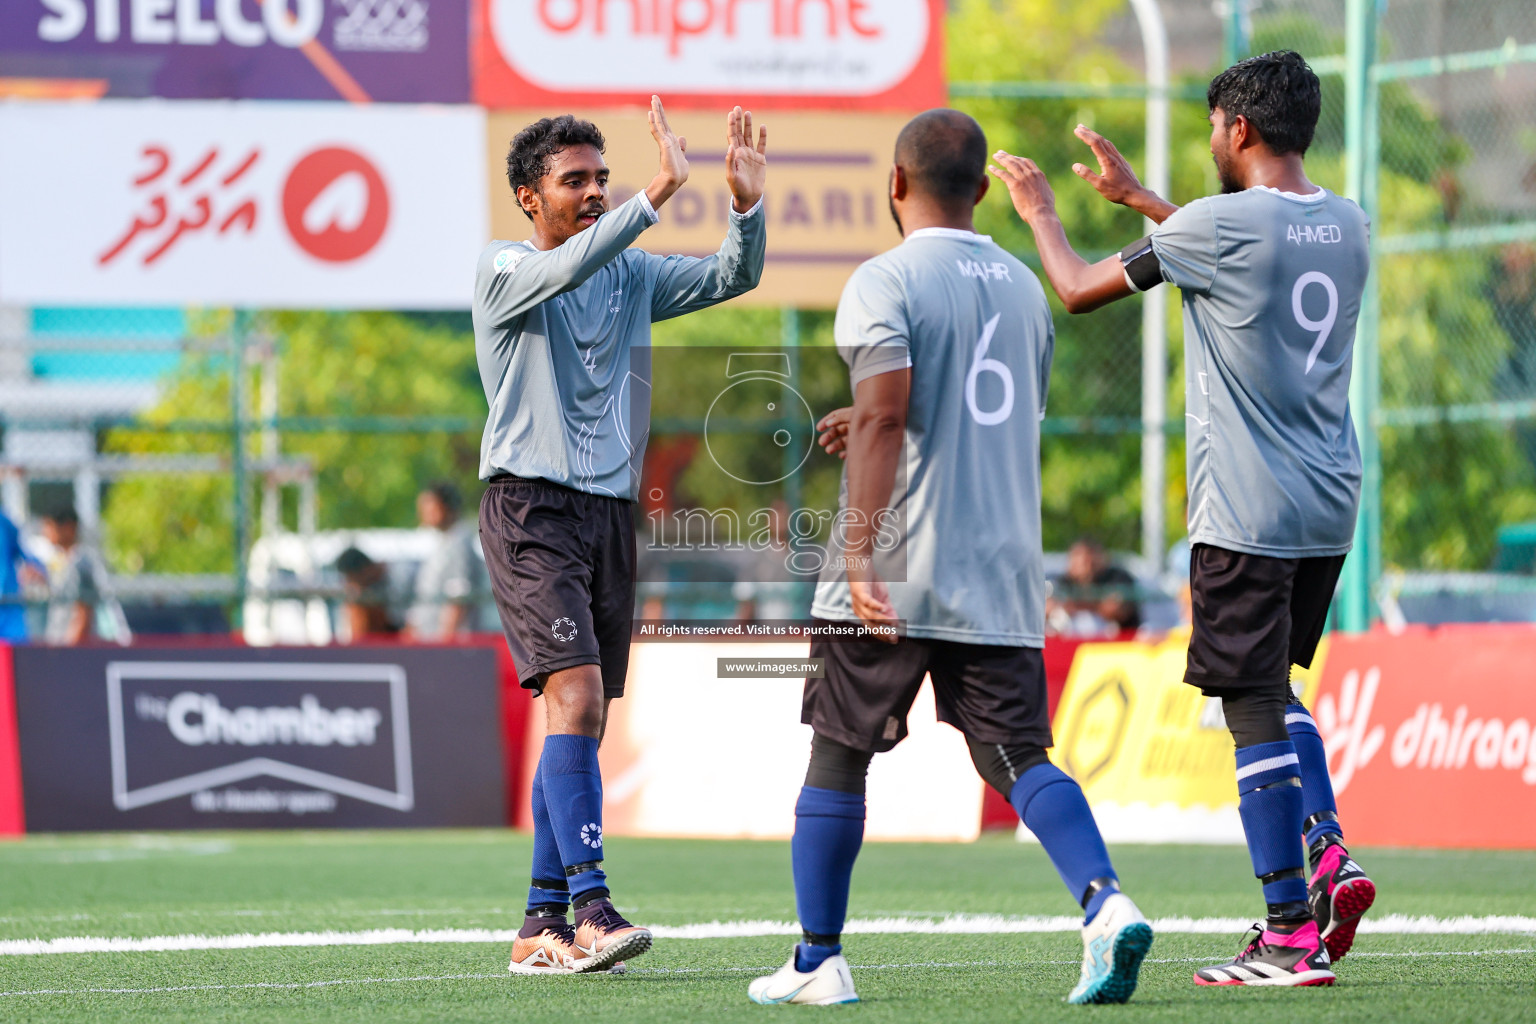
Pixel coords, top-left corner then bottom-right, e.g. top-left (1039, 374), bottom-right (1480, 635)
top-left (1037, 631), bottom-right (1326, 844)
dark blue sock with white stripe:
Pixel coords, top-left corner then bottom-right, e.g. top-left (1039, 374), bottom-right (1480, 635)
top-left (1009, 763), bottom-right (1117, 925)
top-left (540, 734), bottom-right (608, 901)
top-left (1285, 703), bottom-right (1344, 847)
top-left (1235, 740), bottom-right (1307, 909)
top-left (792, 786), bottom-right (865, 972)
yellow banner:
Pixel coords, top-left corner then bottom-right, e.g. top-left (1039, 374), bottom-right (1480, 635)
top-left (486, 109), bottom-right (910, 309)
top-left (1052, 630), bottom-right (1327, 810)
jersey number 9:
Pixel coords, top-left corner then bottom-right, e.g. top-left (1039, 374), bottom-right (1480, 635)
top-left (1293, 271), bottom-right (1340, 375)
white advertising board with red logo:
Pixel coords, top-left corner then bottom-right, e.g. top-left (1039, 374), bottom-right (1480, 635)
top-left (1312, 625), bottom-right (1536, 849)
top-left (0, 100), bottom-right (486, 309)
top-left (473, 0), bottom-right (945, 110)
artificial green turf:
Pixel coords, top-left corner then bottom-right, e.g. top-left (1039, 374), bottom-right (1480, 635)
top-left (1, 832), bottom-right (1533, 1022)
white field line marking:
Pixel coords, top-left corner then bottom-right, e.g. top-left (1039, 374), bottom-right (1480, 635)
top-left (3, 914), bottom-right (1534, 956)
top-left (0, 974), bottom-right (503, 999)
top-left (5, 950), bottom-right (1536, 999)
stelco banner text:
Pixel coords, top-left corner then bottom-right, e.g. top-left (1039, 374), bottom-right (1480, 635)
top-left (0, 0), bottom-right (470, 101)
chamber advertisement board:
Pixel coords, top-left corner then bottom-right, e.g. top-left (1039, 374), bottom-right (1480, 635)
top-left (12, 646), bottom-right (504, 830)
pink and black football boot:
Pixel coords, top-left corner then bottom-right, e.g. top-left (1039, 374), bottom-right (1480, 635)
top-left (1194, 921), bottom-right (1335, 987)
top-left (1308, 839), bottom-right (1376, 962)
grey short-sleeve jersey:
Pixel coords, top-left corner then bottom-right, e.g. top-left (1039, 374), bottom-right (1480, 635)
top-left (1150, 187), bottom-right (1368, 556)
top-left (811, 228), bottom-right (1055, 647)
top-left (473, 193), bottom-right (766, 500)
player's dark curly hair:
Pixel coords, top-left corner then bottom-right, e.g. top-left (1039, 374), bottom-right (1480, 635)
top-left (505, 115), bottom-right (606, 220)
top-left (1207, 50), bottom-right (1321, 156)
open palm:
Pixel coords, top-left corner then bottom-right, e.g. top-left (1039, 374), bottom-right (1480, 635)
top-left (725, 106), bottom-right (767, 212)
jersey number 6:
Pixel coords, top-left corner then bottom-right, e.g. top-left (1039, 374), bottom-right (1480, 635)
top-left (1293, 271), bottom-right (1339, 375)
top-left (965, 312), bottom-right (1014, 425)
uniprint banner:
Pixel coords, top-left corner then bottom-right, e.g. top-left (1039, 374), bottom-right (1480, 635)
top-left (1312, 625), bottom-right (1536, 849)
top-left (473, 0), bottom-right (944, 110)
top-left (0, 0), bottom-right (470, 102)
top-left (12, 645), bottom-right (504, 830)
top-left (1047, 631), bottom-right (1326, 843)
top-left (0, 100), bottom-right (486, 308)
top-left (486, 108), bottom-right (908, 307)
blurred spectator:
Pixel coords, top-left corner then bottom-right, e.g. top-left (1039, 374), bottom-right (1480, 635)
top-left (41, 508), bottom-right (113, 645)
top-left (1, 510), bottom-right (46, 642)
top-left (1166, 534), bottom-right (1193, 627)
top-left (404, 482), bottom-right (485, 641)
top-left (336, 546), bottom-right (399, 642)
top-left (1047, 537), bottom-right (1142, 635)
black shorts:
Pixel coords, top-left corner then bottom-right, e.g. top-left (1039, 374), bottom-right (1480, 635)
top-left (1185, 544), bottom-right (1346, 695)
top-left (479, 476), bottom-right (635, 698)
top-left (803, 621), bottom-right (1054, 753)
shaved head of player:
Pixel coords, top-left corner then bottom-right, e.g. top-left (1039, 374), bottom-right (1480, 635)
top-left (885, 108), bottom-right (991, 235)
top-left (991, 50), bottom-right (1375, 988)
top-left (747, 109), bottom-right (1153, 1007)
top-left (474, 98), bottom-right (767, 976)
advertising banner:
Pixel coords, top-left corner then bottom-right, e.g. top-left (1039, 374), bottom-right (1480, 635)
top-left (0, 645), bottom-right (22, 835)
top-left (12, 646), bottom-right (504, 830)
top-left (487, 108), bottom-right (907, 308)
top-left (0, 0), bottom-right (469, 102)
top-left (473, 0), bottom-right (944, 111)
top-left (518, 641), bottom-right (985, 841)
top-left (1045, 631), bottom-right (1326, 843)
top-left (1312, 625), bottom-right (1536, 849)
top-left (0, 100), bottom-right (486, 309)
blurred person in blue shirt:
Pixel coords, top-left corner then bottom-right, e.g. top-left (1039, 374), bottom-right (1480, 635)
top-left (1, 510), bottom-right (46, 642)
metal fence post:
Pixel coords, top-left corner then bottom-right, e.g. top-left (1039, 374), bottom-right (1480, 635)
top-left (1342, 0), bottom-right (1381, 632)
top-left (1129, 0), bottom-right (1170, 572)
top-left (1221, 0), bottom-right (1250, 68)
top-left (781, 307), bottom-right (802, 514)
top-left (231, 310), bottom-right (250, 624)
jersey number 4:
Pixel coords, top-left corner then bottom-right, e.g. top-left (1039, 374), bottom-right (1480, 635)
top-left (1293, 271), bottom-right (1339, 375)
top-left (966, 313), bottom-right (1014, 425)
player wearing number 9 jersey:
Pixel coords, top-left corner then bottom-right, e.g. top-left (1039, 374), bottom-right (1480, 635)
top-left (747, 110), bottom-right (1153, 1010)
top-left (992, 50), bottom-right (1374, 989)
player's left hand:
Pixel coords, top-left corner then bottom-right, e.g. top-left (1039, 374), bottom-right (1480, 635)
top-left (817, 407), bottom-right (852, 459)
top-left (849, 577), bottom-right (900, 644)
top-left (989, 151), bottom-right (1057, 225)
top-left (725, 105), bottom-right (767, 213)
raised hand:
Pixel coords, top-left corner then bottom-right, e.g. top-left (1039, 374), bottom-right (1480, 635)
top-left (1071, 125), bottom-right (1144, 205)
top-left (1072, 124), bottom-right (1179, 223)
top-left (988, 151), bottom-right (1059, 225)
top-left (645, 95), bottom-right (688, 209)
top-left (724, 105), bottom-right (767, 213)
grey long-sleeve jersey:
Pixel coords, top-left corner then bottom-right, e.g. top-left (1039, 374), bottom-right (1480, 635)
top-left (473, 192), bottom-right (766, 499)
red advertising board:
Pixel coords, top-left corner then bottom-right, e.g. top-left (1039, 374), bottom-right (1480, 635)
top-left (1314, 625), bottom-right (1536, 849)
top-left (473, 0), bottom-right (945, 110)
top-left (0, 645), bottom-right (24, 835)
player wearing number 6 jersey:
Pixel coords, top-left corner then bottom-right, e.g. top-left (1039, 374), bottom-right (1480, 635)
top-left (747, 109), bottom-right (1152, 1009)
top-left (992, 50), bottom-right (1374, 988)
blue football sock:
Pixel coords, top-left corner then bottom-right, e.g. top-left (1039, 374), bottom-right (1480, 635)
top-left (791, 785), bottom-right (864, 969)
top-left (1285, 702), bottom-right (1344, 847)
top-left (1009, 764), bottom-right (1117, 925)
top-left (1235, 741), bottom-right (1307, 910)
top-left (526, 764), bottom-right (570, 914)
top-left (539, 734), bottom-right (608, 901)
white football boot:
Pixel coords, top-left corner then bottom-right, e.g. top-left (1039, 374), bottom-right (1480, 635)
top-left (748, 948), bottom-right (859, 1005)
top-left (1067, 892), bottom-right (1154, 1004)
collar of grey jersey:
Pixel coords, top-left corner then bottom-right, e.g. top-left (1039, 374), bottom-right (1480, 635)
top-left (1250, 184), bottom-right (1328, 203)
top-left (903, 226), bottom-right (993, 244)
